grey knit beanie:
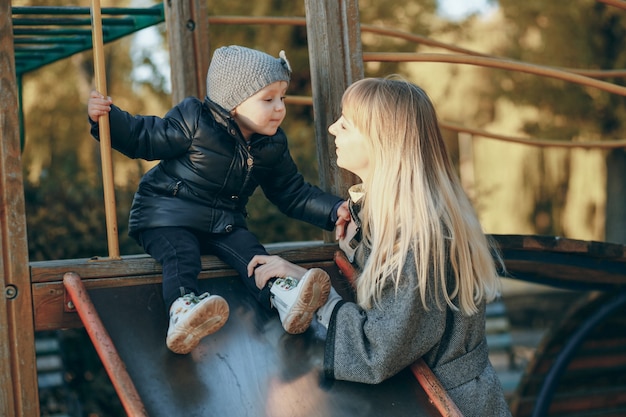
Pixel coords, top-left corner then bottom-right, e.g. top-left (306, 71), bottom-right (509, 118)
top-left (206, 45), bottom-right (292, 111)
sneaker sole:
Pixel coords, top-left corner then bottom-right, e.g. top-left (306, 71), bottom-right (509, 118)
top-left (167, 296), bottom-right (230, 354)
top-left (282, 268), bottom-right (331, 335)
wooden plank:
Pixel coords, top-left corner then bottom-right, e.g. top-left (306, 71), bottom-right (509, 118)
top-left (31, 242), bottom-right (339, 330)
top-left (30, 241), bottom-right (338, 283)
top-left (0, 1), bottom-right (40, 414)
top-left (493, 234), bottom-right (626, 260)
top-left (33, 259), bottom-right (337, 331)
top-left (492, 235), bottom-right (626, 290)
top-left (164, 0), bottom-right (209, 103)
top-left (304, 0), bottom-right (362, 242)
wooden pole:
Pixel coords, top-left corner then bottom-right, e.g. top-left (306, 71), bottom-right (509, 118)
top-left (91, 0), bottom-right (120, 259)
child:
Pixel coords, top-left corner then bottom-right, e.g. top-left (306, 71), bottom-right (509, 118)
top-left (248, 77), bottom-right (512, 416)
top-left (88, 45), bottom-right (349, 355)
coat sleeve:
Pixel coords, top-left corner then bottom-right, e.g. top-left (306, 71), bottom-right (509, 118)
top-left (89, 99), bottom-right (199, 160)
top-left (323, 267), bottom-right (447, 384)
top-left (256, 133), bottom-right (343, 231)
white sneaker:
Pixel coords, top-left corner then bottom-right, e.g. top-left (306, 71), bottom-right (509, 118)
top-left (166, 292), bottom-right (229, 354)
top-left (270, 268), bottom-right (331, 334)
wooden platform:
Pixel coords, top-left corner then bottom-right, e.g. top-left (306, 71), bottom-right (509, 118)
top-left (28, 234), bottom-right (626, 416)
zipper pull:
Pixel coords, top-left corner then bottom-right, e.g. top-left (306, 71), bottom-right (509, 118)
top-left (173, 180), bottom-right (182, 196)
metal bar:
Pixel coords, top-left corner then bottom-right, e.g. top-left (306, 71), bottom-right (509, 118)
top-left (13, 28), bottom-right (93, 35)
top-left (63, 272), bottom-right (147, 416)
top-left (13, 36), bottom-right (85, 44)
top-left (13, 17), bottom-right (137, 27)
top-left (12, 6), bottom-right (163, 16)
top-left (364, 52), bottom-right (626, 96)
top-left (410, 359), bottom-right (464, 417)
top-left (12, 5), bottom-right (165, 77)
top-left (15, 46), bottom-right (68, 53)
top-left (439, 120), bottom-right (626, 149)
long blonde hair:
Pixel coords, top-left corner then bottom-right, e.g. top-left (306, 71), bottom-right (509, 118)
top-left (342, 77), bottom-right (502, 315)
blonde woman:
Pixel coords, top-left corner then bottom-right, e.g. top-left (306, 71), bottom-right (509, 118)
top-left (249, 77), bottom-right (511, 416)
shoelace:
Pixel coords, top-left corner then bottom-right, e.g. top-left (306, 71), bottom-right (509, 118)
top-left (274, 276), bottom-right (299, 291)
top-left (182, 292), bottom-right (209, 304)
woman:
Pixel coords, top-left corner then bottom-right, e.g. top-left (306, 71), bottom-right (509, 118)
top-left (249, 77), bottom-right (511, 416)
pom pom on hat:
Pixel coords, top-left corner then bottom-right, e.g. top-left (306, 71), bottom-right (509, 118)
top-left (206, 45), bottom-right (292, 111)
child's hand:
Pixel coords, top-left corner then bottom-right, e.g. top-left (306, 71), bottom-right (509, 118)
top-left (334, 200), bottom-right (351, 240)
top-left (88, 90), bottom-right (112, 122)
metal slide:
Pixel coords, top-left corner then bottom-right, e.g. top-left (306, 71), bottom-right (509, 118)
top-left (87, 275), bottom-right (441, 417)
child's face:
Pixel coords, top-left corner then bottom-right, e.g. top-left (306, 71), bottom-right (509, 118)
top-left (328, 113), bottom-right (369, 181)
top-left (232, 81), bottom-right (288, 140)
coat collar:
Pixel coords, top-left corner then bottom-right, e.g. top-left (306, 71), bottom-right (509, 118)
top-left (204, 96), bottom-right (249, 145)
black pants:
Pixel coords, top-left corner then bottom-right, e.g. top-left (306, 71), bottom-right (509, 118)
top-left (138, 227), bottom-right (272, 312)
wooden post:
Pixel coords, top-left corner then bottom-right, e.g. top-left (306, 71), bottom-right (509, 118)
top-left (164, 0), bottom-right (210, 104)
top-left (91, 0), bottom-right (120, 259)
top-left (0, 1), bottom-right (40, 415)
top-left (305, 0), bottom-right (363, 242)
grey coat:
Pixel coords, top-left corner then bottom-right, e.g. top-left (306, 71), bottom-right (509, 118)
top-left (324, 245), bottom-right (511, 417)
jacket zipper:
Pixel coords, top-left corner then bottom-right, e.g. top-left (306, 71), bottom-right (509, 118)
top-left (235, 145), bottom-right (254, 199)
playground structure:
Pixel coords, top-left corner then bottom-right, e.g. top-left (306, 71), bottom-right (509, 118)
top-left (2, 1), bottom-right (626, 416)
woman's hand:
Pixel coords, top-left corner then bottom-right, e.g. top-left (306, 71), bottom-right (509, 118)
top-left (247, 255), bottom-right (307, 289)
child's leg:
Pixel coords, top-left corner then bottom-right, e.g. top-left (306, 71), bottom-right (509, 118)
top-left (200, 228), bottom-right (273, 310)
top-left (139, 227), bottom-right (203, 310)
top-left (138, 227), bottom-right (229, 354)
top-left (203, 228), bottom-right (331, 334)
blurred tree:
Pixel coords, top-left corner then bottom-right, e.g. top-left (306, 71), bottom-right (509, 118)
top-left (486, 0), bottom-right (626, 242)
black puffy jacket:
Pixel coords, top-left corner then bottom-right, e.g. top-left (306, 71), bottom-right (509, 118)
top-left (90, 97), bottom-right (342, 239)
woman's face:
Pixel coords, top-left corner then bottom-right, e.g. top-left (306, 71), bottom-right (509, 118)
top-left (328, 113), bottom-right (369, 181)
